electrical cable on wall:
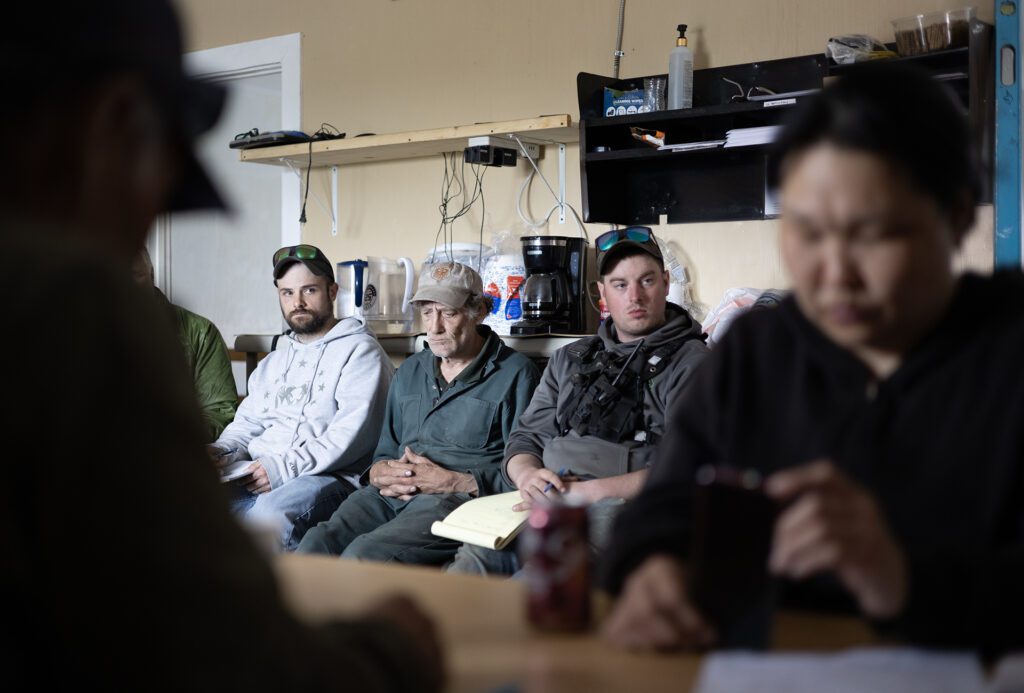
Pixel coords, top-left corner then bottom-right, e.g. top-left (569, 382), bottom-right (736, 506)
top-left (510, 134), bottom-right (589, 241)
top-left (612, 0), bottom-right (626, 78)
top-left (430, 151), bottom-right (488, 267)
top-left (299, 122), bottom-right (344, 224)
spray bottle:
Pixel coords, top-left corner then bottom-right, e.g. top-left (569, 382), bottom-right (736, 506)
top-left (667, 24), bottom-right (694, 110)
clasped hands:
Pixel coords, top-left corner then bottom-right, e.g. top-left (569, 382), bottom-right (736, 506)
top-left (369, 447), bottom-right (477, 500)
top-left (602, 460), bottom-right (909, 651)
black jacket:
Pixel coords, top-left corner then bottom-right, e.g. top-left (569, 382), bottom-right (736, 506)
top-left (601, 273), bottom-right (1024, 656)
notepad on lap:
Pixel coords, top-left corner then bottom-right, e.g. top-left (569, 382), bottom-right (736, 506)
top-left (219, 461), bottom-right (253, 483)
top-left (431, 491), bottom-right (530, 550)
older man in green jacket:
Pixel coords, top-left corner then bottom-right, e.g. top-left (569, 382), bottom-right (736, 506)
top-left (298, 261), bottom-right (540, 564)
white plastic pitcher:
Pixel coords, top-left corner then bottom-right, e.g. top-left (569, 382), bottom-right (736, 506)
top-left (363, 256), bottom-right (415, 322)
top-left (336, 259), bottom-right (369, 319)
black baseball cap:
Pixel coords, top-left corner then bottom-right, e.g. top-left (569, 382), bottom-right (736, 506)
top-left (5, 0), bottom-right (226, 212)
top-left (272, 245), bottom-right (335, 284)
top-left (596, 227), bottom-right (664, 275)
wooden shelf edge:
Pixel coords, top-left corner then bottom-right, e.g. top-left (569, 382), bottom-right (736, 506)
top-left (239, 115), bottom-right (578, 168)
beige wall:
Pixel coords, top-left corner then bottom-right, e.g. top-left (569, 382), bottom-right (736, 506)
top-left (179, 0), bottom-right (994, 315)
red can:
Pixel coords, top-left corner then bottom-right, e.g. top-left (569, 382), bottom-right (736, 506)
top-left (521, 504), bottom-right (591, 631)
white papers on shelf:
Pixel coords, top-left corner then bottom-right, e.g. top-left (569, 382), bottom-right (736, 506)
top-left (748, 88), bottom-right (820, 101)
top-left (724, 125), bottom-right (782, 148)
top-left (657, 139), bottom-right (726, 152)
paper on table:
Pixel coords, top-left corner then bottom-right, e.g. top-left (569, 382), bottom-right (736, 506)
top-left (430, 491), bottom-right (530, 550)
top-left (694, 647), bottom-right (987, 693)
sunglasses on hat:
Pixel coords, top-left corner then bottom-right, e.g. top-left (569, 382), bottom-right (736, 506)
top-left (273, 244), bottom-right (326, 266)
top-left (595, 226), bottom-right (655, 251)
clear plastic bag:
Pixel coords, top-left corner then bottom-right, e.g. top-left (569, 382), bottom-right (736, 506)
top-left (826, 34), bottom-right (897, 64)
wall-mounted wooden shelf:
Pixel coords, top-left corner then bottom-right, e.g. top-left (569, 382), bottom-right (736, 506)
top-left (238, 115), bottom-right (579, 168)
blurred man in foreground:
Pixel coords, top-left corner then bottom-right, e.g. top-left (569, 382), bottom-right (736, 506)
top-left (1, 1), bottom-right (442, 689)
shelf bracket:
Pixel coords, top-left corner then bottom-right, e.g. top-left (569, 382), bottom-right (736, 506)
top-left (558, 143), bottom-right (566, 224)
top-left (331, 166), bottom-right (339, 236)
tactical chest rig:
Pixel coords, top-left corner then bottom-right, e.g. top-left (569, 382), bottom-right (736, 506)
top-left (557, 335), bottom-right (688, 447)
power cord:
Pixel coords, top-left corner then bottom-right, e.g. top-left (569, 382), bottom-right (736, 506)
top-left (510, 134), bottom-right (589, 241)
top-left (299, 123), bottom-right (345, 224)
top-left (429, 152), bottom-right (488, 267)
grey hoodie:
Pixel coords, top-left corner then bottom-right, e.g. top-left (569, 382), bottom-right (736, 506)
top-left (502, 303), bottom-right (708, 483)
top-left (216, 317), bottom-right (394, 489)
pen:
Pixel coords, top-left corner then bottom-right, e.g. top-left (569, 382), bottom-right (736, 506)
top-left (543, 467), bottom-right (570, 494)
top-left (215, 447), bottom-right (238, 459)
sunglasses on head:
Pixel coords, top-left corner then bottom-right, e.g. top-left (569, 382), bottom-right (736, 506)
top-left (595, 226), bottom-right (654, 252)
top-left (273, 244), bottom-right (324, 266)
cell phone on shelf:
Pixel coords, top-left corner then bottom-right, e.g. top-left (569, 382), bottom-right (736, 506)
top-left (687, 464), bottom-right (779, 649)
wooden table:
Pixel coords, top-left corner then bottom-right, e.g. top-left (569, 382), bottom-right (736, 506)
top-left (274, 554), bottom-right (875, 693)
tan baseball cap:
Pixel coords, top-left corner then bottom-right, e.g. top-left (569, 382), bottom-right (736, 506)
top-left (410, 261), bottom-right (483, 309)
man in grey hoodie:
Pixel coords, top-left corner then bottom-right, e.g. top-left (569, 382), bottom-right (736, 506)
top-left (211, 244), bottom-right (394, 550)
top-left (448, 228), bottom-right (709, 575)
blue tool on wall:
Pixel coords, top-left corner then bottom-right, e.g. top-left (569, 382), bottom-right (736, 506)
top-left (995, 0), bottom-right (1022, 267)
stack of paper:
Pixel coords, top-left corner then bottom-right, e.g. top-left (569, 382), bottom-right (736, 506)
top-left (724, 126), bottom-right (782, 148)
top-left (657, 139), bottom-right (726, 153)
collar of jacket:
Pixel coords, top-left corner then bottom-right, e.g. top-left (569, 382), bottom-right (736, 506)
top-left (599, 301), bottom-right (703, 352)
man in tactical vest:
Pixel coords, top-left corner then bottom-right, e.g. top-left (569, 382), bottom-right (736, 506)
top-left (447, 227), bottom-right (709, 575)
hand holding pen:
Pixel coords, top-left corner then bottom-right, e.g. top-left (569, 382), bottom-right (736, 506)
top-left (543, 467), bottom-right (571, 494)
top-left (513, 466), bottom-right (574, 512)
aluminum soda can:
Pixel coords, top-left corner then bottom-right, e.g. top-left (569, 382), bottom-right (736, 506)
top-left (521, 503), bottom-right (591, 631)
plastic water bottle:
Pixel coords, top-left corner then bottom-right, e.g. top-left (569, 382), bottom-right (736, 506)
top-left (667, 24), bottom-right (694, 109)
top-left (656, 236), bottom-right (700, 316)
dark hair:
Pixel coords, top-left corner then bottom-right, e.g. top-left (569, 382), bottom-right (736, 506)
top-left (767, 63), bottom-right (980, 212)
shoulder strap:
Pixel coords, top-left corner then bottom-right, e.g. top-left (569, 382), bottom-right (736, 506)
top-left (566, 335), bottom-right (604, 364)
top-left (638, 334), bottom-right (696, 382)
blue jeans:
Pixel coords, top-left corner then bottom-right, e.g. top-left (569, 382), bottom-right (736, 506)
top-left (226, 474), bottom-right (355, 551)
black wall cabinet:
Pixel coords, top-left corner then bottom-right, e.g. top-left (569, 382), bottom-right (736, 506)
top-left (578, 20), bottom-right (993, 225)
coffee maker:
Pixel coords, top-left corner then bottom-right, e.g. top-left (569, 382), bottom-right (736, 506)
top-left (511, 236), bottom-right (598, 335)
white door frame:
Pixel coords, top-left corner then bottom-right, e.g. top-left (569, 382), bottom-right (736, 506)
top-left (151, 33), bottom-right (302, 292)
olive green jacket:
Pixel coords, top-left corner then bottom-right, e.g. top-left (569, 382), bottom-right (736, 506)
top-left (156, 290), bottom-right (238, 440)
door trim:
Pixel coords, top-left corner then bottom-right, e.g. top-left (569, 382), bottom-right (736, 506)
top-left (150, 33), bottom-right (302, 292)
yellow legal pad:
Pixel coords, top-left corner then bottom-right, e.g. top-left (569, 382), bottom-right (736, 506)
top-left (430, 491), bottom-right (530, 550)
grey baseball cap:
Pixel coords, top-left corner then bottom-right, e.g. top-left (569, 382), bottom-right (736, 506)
top-left (410, 261), bottom-right (483, 309)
